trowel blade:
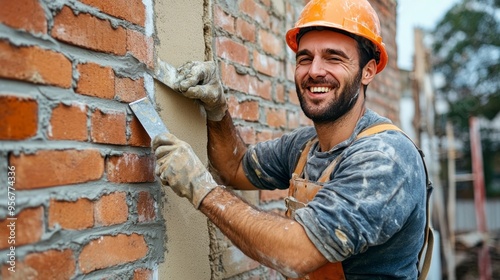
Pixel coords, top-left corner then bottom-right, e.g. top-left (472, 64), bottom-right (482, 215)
top-left (129, 97), bottom-right (169, 140)
top-left (154, 58), bottom-right (178, 89)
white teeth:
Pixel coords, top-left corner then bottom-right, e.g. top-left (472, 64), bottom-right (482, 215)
top-left (310, 87), bottom-right (331, 93)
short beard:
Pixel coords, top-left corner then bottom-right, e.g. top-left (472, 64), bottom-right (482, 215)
top-left (296, 70), bottom-right (363, 124)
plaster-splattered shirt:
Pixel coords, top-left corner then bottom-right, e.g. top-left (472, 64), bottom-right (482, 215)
top-left (242, 109), bottom-right (427, 279)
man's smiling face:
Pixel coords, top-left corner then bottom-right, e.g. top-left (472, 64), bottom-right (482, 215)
top-left (294, 30), bottom-right (363, 124)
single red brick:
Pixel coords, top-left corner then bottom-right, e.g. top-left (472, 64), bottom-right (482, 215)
top-left (79, 233), bottom-right (148, 274)
top-left (0, 0), bottom-right (47, 34)
top-left (76, 63), bottom-right (115, 99)
top-left (49, 103), bottom-right (88, 141)
top-left (115, 76), bottom-right (146, 103)
top-left (129, 116), bottom-right (151, 147)
top-left (266, 107), bottom-right (287, 128)
top-left (236, 18), bottom-right (256, 43)
top-left (220, 61), bottom-right (250, 93)
top-left (10, 149), bottom-right (104, 190)
top-left (0, 40), bottom-right (72, 87)
top-left (80, 0), bottom-right (145, 27)
top-left (253, 50), bottom-right (282, 77)
top-left (134, 268), bottom-right (153, 280)
top-left (91, 109), bottom-right (127, 145)
top-left (1, 249), bottom-right (75, 280)
top-left (216, 37), bottom-right (250, 66)
top-left (137, 191), bottom-right (155, 222)
top-left (106, 153), bottom-right (155, 183)
top-left (214, 6), bottom-right (235, 34)
top-left (49, 198), bottom-right (94, 230)
top-left (239, 0), bottom-right (270, 26)
top-left (126, 30), bottom-right (154, 69)
top-left (249, 76), bottom-right (272, 100)
top-left (259, 29), bottom-right (283, 57)
top-left (94, 192), bottom-right (128, 226)
top-left (0, 207), bottom-right (43, 249)
top-left (52, 6), bottom-right (126, 55)
top-left (0, 95), bottom-right (38, 140)
top-left (231, 100), bottom-right (259, 122)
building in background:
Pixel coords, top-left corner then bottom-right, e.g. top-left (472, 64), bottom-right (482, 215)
top-left (401, 25), bottom-right (500, 280)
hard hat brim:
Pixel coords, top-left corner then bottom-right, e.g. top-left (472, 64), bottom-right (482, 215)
top-left (286, 23), bottom-right (388, 74)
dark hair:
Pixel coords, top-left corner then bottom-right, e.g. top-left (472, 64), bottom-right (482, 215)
top-left (296, 27), bottom-right (380, 93)
top-left (355, 35), bottom-right (379, 94)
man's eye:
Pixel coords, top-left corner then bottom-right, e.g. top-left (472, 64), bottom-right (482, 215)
top-left (297, 57), bottom-right (312, 64)
top-left (327, 56), bottom-right (341, 62)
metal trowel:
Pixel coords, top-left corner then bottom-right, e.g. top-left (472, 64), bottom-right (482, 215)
top-left (129, 59), bottom-right (180, 140)
top-left (154, 58), bottom-right (178, 89)
top-left (129, 97), bottom-right (169, 140)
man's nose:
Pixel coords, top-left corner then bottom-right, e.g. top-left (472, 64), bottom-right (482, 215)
top-left (308, 58), bottom-right (327, 79)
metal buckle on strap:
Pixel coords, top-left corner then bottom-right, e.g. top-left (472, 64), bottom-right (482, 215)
top-left (285, 196), bottom-right (307, 211)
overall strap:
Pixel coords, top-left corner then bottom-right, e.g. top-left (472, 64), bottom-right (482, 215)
top-left (356, 123), bottom-right (434, 280)
top-left (314, 123), bottom-right (434, 280)
top-left (317, 123), bottom-right (403, 182)
top-left (356, 123), bottom-right (403, 139)
top-left (292, 138), bottom-right (318, 176)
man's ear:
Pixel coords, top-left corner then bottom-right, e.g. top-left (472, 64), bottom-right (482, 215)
top-left (362, 59), bottom-right (377, 85)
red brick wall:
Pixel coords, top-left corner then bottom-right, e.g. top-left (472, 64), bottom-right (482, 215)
top-left (0, 0), bottom-right (161, 279)
top-left (0, 0), bottom-right (399, 278)
top-left (210, 0), bottom-right (399, 278)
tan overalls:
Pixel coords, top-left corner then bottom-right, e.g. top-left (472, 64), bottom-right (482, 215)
top-left (284, 124), bottom-right (434, 280)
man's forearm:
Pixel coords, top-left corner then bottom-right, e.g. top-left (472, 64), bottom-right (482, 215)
top-left (207, 112), bottom-right (253, 189)
top-left (200, 186), bottom-right (328, 277)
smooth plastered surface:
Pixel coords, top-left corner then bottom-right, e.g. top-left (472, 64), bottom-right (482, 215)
top-left (155, 0), bottom-right (211, 279)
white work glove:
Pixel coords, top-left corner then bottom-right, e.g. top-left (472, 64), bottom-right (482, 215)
top-left (175, 61), bottom-right (228, 121)
top-left (153, 133), bottom-right (218, 208)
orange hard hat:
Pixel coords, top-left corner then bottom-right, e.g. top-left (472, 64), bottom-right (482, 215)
top-left (286, 0), bottom-right (388, 73)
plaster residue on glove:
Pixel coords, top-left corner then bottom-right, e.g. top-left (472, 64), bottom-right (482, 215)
top-left (154, 133), bottom-right (218, 208)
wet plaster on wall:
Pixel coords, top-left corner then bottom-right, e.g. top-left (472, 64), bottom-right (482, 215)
top-left (154, 0), bottom-right (212, 279)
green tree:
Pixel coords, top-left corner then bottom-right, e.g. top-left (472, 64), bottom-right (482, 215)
top-left (431, 0), bottom-right (500, 194)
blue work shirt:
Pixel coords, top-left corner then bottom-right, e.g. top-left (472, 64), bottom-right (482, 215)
top-left (242, 109), bottom-right (427, 279)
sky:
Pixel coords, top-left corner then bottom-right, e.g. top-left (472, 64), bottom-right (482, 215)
top-left (396, 0), bottom-right (460, 70)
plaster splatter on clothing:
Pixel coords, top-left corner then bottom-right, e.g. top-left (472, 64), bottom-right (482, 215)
top-left (242, 109), bottom-right (427, 279)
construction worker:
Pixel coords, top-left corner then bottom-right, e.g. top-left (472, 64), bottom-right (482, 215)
top-left (153, 0), bottom-right (432, 278)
